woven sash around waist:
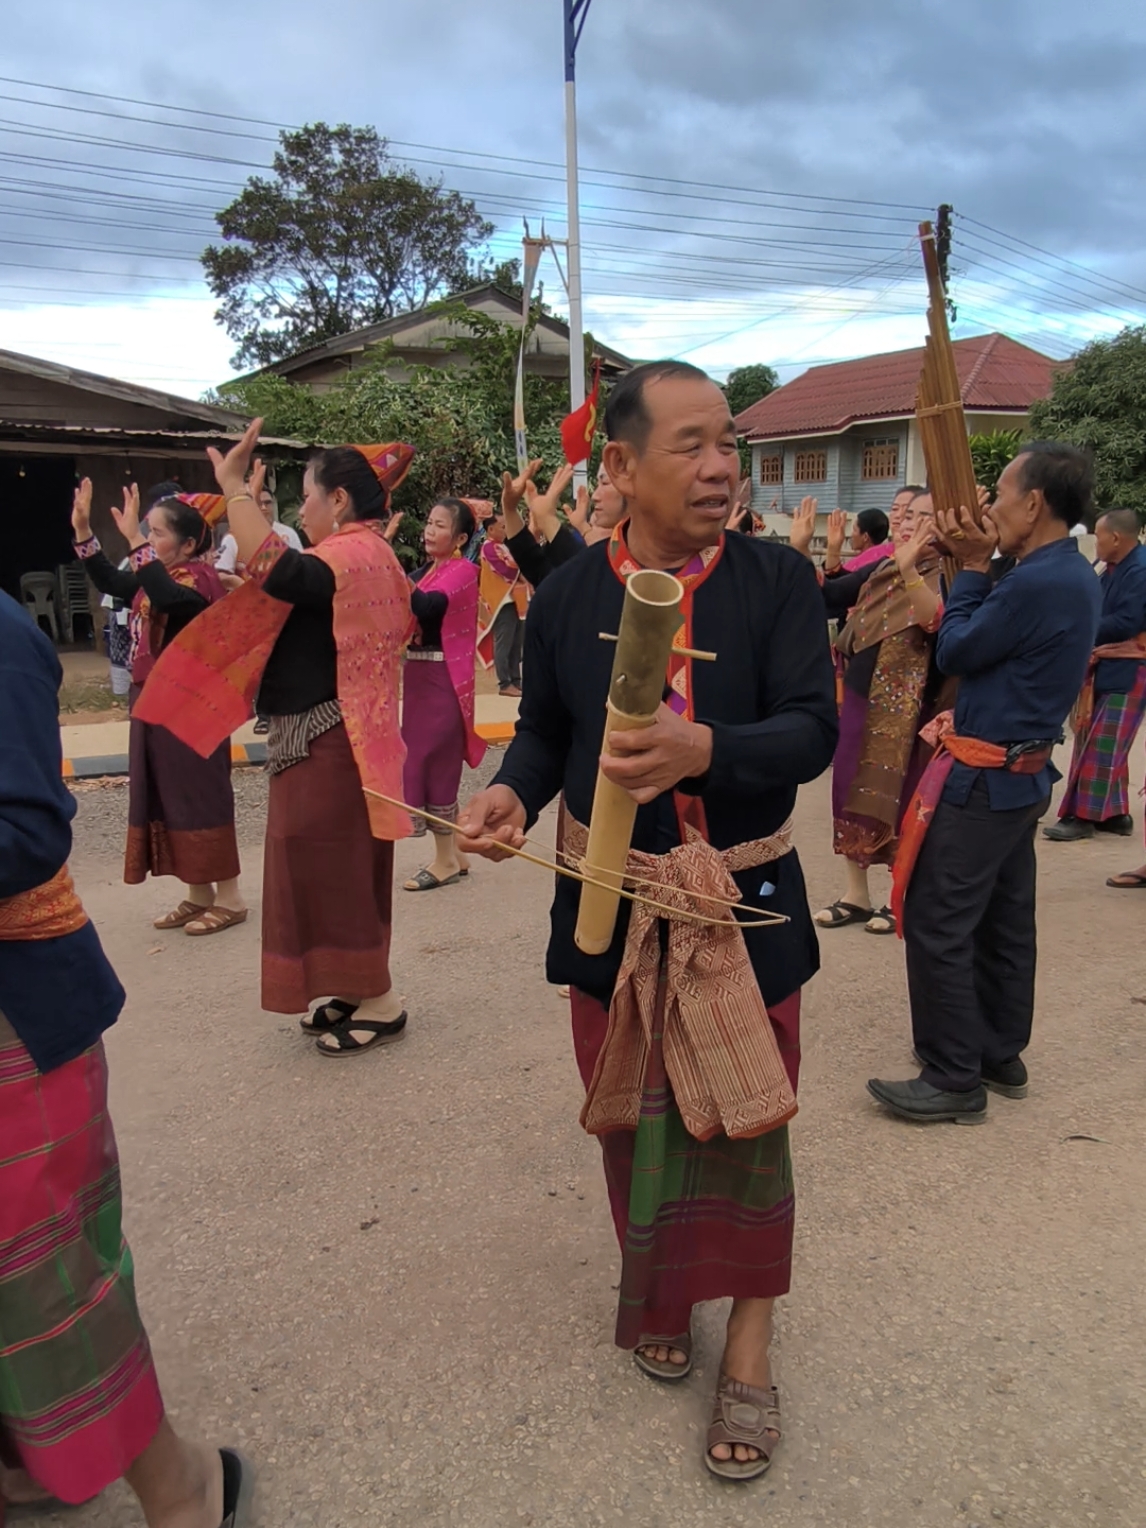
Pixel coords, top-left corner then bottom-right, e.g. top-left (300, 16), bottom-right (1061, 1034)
top-left (265, 699), bottom-right (343, 776)
top-left (563, 814), bottom-right (798, 1143)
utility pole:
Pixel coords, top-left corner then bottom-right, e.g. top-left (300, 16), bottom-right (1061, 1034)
top-left (564, 0), bottom-right (592, 489)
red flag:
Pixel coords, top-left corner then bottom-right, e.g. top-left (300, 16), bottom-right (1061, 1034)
top-left (560, 363), bottom-right (601, 467)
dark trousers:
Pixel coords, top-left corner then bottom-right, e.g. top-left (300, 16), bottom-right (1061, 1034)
top-left (492, 602), bottom-right (523, 689)
top-left (905, 779), bottom-right (1049, 1092)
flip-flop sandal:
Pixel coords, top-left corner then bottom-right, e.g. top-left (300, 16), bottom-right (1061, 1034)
top-left (299, 999), bottom-right (358, 1035)
top-left (403, 868), bottom-right (461, 892)
top-left (184, 907), bottom-right (249, 937)
top-left (1106, 872), bottom-right (1146, 888)
top-left (154, 900), bottom-right (211, 930)
top-left (219, 1447), bottom-right (254, 1527)
top-left (813, 900), bottom-right (870, 928)
top-left (633, 1332), bottom-right (692, 1382)
top-left (865, 905), bottom-right (897, 934)
top-left (704, 1373), bottom-right (781, 1482)
top-left (315, 1012), bottom-right (408, 1057)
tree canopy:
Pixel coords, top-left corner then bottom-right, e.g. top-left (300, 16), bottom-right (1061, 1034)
top-left (202, 123), bottom-right (494, 368)
top-left (724, 363), bottom-right (780, 419)
top-left (215, 308), bottom-right (582, 566)
top-left (1027, 326), bottom-right (1146, 519)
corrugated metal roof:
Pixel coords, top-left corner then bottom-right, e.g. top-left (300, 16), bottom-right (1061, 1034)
top-left (0, 347), bottom-right (249, 428)
top-left (0, 422), bottom-right (309, 450)
top-left (735, 333), bottom-right (1061, 441)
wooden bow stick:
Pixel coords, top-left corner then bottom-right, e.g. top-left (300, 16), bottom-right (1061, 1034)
top-left (362, 789), bottom-right (788, 930)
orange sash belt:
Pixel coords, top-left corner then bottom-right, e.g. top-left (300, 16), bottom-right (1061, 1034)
top-left (0, 867), bottom-right (88, 942)
top-left (891, 727), bottom-right (1054, 935)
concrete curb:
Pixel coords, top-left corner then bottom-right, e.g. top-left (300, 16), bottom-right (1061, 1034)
top-left (62, 722), bottom-right (514, 780)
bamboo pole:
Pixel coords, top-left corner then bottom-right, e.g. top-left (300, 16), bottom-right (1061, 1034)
top-left (574, 568), bottom-right (685, 955)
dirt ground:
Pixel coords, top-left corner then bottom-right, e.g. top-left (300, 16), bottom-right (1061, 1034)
top-left (32, 752), bottom-right (1146, 1527)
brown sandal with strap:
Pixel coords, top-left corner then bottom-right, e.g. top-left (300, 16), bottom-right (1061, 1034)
top-left (633, 1332), bottom-right (692, 1382)
top-left (704, 1373), bottom-right (781, 1481)
top-left (184, 906), bottom-right (249, 937)
top-left (153, 900), bottom-right (211, 930)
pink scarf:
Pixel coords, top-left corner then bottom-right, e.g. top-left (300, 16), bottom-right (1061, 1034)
top-left (415, 557), bottom-right (486, 769)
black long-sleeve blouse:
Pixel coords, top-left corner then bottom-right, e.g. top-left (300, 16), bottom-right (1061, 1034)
top-left (493, 534), bottom-right (839, 1007)
top-left (76, 540), bottom-right (210, 647)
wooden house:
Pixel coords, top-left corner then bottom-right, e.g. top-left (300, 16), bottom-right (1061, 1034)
top-left (733, 333), bottom-right (1060, 536)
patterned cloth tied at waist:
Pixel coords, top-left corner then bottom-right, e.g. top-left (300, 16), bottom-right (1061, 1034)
top-left (891, 709), bottom-right (1057, 932)
top-left (562, 814), bottom-right (798, 1144)
top-left (0, 866), bottom-right (87, 942)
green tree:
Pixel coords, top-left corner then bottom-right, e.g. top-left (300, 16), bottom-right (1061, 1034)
top-left (1027, 326), bottom-right (1146, 519)
top-left (968, 429), bottom-right (1022, 496)
top-left (203, 123), bottom-right (494, 368)
top-left (724, 363), bottom-right (780, 419)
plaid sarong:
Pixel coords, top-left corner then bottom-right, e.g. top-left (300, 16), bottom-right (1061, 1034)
top-left (571, 976), bottom-right (799, 1350)
top-left (0, 1015), bottom-right (163, 1503)
top-left (1058, 665), bottom-right (1146, 823)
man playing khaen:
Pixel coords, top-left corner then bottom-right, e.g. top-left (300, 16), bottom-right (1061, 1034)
top-left (869, 444), bottom-right (1101, 1124)
top-left (460, 361), bottom-right (837, 1480)
top-left (1045, 507), bottom-right (1146, 843)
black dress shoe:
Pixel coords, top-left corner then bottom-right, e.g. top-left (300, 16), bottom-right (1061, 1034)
top-left (867, 1076), bottom-right (987, 1124)
top-left (981, 1057), bottom-right (1029, 1098)
top-left (1043, 817), bottom-right (1095, 841)
top-left (1095, 813), bottom-right (1134, 836)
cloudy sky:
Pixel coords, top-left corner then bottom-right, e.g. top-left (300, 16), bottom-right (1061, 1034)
top-left (3, 0), bottom-right (1145, 398)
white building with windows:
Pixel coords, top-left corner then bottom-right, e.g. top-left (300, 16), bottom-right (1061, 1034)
top-left (733, 333), bottom-right (1059, 537)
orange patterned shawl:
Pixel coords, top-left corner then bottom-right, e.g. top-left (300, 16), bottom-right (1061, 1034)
top-left (134, 522), bottom-right (414, 840)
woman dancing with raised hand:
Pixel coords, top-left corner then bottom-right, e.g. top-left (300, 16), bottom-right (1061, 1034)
top-left (135, 425), bottom-right (416, 1058)
top-left (71, 479), bottom-right (244, 935)
top-left (401, 497), bottom-right (487, 892)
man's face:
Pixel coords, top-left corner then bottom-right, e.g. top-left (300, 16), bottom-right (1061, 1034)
top-left (603, 376), bottom-right (739, 552)
top-left (487, 513), bottom-right (507, 544)
top-left (986, 457), bottom-right (1039, 556)
top-left (850, 520), bottom-right (869, 553)
top-left (258, 492), bottom-right (276, 526)
top-left (1094, 516), bottom-right (1121, 564)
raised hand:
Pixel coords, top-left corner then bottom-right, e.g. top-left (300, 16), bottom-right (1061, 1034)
top-left (789, 496), bottom-right (818, 557)
top-left (384, 511), bottom-right (404, 544)
top-left (71, 478), bottom-right (93, 540)
top-left (568, 484), bottom-right (591, 535)
top-left (207, 417), bottom-right (264, 500)
top-left (525, 462), bottom-right (576, 541)
top-left (894, 516), bottom-right (938, 578)
top-left (109, 483), bottom-right (144, 548)
top-left (825, 508), bottom-right (847, 560)
top-left (500, 458), bottom-right (542, 538)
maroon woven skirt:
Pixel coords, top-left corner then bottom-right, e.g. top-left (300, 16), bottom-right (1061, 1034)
top-left (261, 722), bottom-right (394, 1014)
top-left (125, 687), bottom-right (239, 886)
top-left (401, 659), bottom-right (466, 823)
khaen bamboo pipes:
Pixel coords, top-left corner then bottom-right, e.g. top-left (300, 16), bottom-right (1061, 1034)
top-left (574, 568), bottom-right (685, 956)
top-left (916, 222), bottom-right (982, 587)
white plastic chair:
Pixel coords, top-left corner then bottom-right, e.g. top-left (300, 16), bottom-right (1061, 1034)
top-left (20, 572), bottom-right (59, 642)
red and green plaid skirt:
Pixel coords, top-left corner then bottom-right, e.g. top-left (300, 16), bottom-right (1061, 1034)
top-left (0, 1016), bottom-right (164, 1503)
top-left (1059, 666), bottom-right (1146, 823)
top-left (571, 976), bottom-right (799, 1349)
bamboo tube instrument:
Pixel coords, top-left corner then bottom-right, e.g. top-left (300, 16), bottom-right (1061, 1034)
top-left (916, 221), bottom-right (983, 583)
top-left (574, 568), bottom-right (686, 955)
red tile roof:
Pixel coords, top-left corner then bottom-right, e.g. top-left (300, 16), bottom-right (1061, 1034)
top-left (734, 333), bottom-right (1060, 441)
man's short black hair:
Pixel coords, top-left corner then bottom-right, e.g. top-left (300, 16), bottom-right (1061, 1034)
top-left (855, 508), bottom-right (889, 544)
top-left (604, 360), bottom-right (716, 452)
top-left (1013, 442), bottom-right (1095, 527)
top-left (1097, 507), bottom-right (1139, 538)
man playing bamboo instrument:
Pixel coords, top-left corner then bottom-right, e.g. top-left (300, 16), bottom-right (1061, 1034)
top-left (458, 361), bottom-right (838, 1481)
top-left (869, 443), bottom-right (1101, 1125)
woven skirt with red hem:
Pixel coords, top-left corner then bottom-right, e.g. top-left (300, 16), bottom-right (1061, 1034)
top-left (261, 722), bottom-right (395, 1014)
top-left (570, 980), bottom-right (800, 1349)
top-left (0, 1017), bottom-right (164, 1503)
top-left (124, 688), bottom-right (239, 887)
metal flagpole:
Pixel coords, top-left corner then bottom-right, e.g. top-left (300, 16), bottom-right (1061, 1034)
top-left (564, 0), bottom-right (592, 492)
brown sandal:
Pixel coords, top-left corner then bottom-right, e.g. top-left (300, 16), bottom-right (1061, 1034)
top-left (633, 1332), bottom-right (692, 1382)
top-left (704, 1373), bottom-right (781, 1481)
top-left (184, 906), bottom-right (249, 937)
top-left (153, 900), bottom-right (211, 930)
